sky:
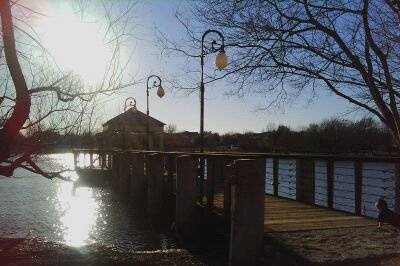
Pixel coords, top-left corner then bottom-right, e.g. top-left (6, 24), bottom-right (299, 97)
top-left (21, 0), bottom-right (364, 134)
top-left (111, 0), bottom-right (360, 133)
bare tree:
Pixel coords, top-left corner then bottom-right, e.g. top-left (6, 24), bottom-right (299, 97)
top-left (0, 0), bottom-right (136, 177)
top-left (165, 123), bottom-right (177, 133)
top-left (160, 0), bottom-right (400, 148)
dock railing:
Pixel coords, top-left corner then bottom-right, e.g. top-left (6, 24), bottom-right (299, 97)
top-left (72, 148), bottom-right (400, 217)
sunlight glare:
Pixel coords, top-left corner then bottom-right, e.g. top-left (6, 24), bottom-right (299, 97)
top-left (39, 7), bottom-right (111, 84)
top-left (57, 182), bottom-right (99, 247)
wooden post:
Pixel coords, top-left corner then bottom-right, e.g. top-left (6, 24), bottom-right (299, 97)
top-left (131, 153), bottom-right (146, 203)
top-left (327, 160), bottom-right (334, 208)
top-left (395, 162), bottom-right (400, 214)
top-left (89, 152), bottom-right (94, 168)
top-left (147, 153), bottom-right (164, 218)
top-left (224, 162), bottom-right (234, 221)
top-left (354, 160), bottom-right (363, 215)
top-left (166, 155), bottom-right (176, 195)
top-left (73, 152), bottom-right (78, 169)
top-left (83, 153), bottom-right (86, 168)
top-left (206, 157), bottom-right (216, 209)
top-left (272, 157), bottom-right (279, 196)
top-left (111, 152), bottom-right (119, 189)
top-left (175, 155), bottom-right (198, 236)
top-left (296, 159), bottom-right (315, 204)
top-left (229, 159), bottom-right (265, 266)
top-left (119, 152), bottom-right (131, 195)
top-left (101, 153), bottom-right (106, 169)
top-left (106, 153), bottom-right (110, 169)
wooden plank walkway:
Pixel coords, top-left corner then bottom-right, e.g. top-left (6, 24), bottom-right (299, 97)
top-left (213, 194), bottom-right (377, 233)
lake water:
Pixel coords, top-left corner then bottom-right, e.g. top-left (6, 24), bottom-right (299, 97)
top-left (0, 153), bottom-right (175, 251)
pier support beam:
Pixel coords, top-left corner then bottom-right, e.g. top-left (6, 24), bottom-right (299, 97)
top-left (296, 159), bottom-right (315, 204)
top-left (111, 152), bottom-right (119, 188)
top-left (130, 153), bottom-right (146, 203)
top-left (326, 160), bottom-right (334, 208)
top-left (272, 158), bottom-right (279, 196)
top-left (206, 157), bottom-right (217, 209)
top-left (175, 155), bottom-right (198, 236)
top-left (354, 160), bottom-right (363, 215)
top-left (229, 159), bottom-right (265, 266)
top-left (147, 153), bottom-right (164, 218)
top-left (89, 152), bottom-right (94, 168)
top-left (224, 163), bottom-right (233, 222)
top-left (395, 162), bottom-right (400, 214)
top-left (73, 152), bottom-right (78, 169)
top-left (118, 152), bottom-right (131, 196)
top-left (166, 155), bottom-right (176, 196)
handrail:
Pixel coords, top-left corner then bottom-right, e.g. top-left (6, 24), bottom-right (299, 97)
top-left (72, 148), bottom-right (400, 162)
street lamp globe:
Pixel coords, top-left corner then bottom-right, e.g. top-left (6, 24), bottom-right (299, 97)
top-left (157, 85), bottom-right (165, 98)
top-left (215, 50), bottom-right (228, 70)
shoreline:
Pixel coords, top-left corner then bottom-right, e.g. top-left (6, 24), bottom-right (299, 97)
top-left (0, 237), bottom-right (207, 266)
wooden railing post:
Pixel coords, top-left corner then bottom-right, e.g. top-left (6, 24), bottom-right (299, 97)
top-left (205, 156), bottom-right (215, 209)
top-left (100, 152), bottom-right (106, 169)
top-left (147, 153), bottom-right (164, 218)
top-left (326, 160), bottom-right (334, 208)
top-left (224, 162), bottom-right (234, 222)
top-left (166, 154), bottom-right (176, 195)
top-left (130, 152), bottom-right (146, 202)
top-left (354, 160), bottom-right (363, 215)
top-left (73, 152), bottom-right (78, 169)
top-left (89, 152), bottom-right (94, 168)
top-left (175, 155), bottom-right (198, 236)
top-left (395, 162), bottom-right (400, 214)
top-left (272, 157), bottom-right (279, 196)
top-left (106, 153), bottom-right (111, 169)
top-left (229, 159), bottom-right (265, 266)
top-left (296, 159), bottom-right (315, 204)
top-left (111, 152), bottom-right (119, 188)
top-left (118, 152), bottom-right (131, 195)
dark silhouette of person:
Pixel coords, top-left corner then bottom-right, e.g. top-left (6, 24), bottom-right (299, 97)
top-left (375, 198), bottom-right (400, 229)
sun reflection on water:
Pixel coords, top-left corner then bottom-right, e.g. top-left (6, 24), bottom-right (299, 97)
top-left (56, 181), bottom-right (99, 247)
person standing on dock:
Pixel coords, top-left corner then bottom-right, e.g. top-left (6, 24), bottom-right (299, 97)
top-left (376, 198), bottom-right (400, 229)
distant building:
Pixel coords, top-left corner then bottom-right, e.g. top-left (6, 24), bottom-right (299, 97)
top-left (100, 107), bottom-right (165, 149)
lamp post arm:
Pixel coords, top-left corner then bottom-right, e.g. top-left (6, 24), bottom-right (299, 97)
top-left (124, 97), bottom-right (136, 112)
top-left (146, 75), bottom-right (162, 114)
top-left (201, 29), bottom-right (225, 56)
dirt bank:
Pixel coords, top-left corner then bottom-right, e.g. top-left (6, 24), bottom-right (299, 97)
top-left (0, 238), bottom-right (207, 266)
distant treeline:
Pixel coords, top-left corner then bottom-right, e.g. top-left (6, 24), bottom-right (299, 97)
top-left (29, 117), bottom-right (398, 154)
top-left (198, 117), bottom-right (397, 154)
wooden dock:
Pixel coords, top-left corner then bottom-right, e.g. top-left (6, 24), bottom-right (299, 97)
top-left (212, 193), bottom-right (400, 265)
top-left (213, 194), bottom-right (376, 232)
top-left (72, 149), bottom-right (400, 265)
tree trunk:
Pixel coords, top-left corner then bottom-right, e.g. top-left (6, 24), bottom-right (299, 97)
top-left (0, 0), bottom-right (31, 162)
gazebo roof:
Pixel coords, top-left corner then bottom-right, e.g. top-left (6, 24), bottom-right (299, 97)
top-left (103, 108), bottom-right (165, 130)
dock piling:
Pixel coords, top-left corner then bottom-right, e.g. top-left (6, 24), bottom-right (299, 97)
top-left (229, 159), bottom-right (265, 266)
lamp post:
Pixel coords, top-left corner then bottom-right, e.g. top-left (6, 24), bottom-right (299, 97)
top-left (199, 29), bottom-right (227, 200)
top-left (146, 75), bottom-right (165, 150)
top-left (200, 30), bottom-right (227, 154)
